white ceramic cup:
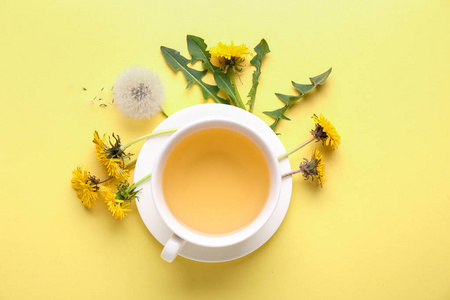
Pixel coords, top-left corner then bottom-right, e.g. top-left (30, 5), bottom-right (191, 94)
top-left (151, 119), bottom-right (281, 262)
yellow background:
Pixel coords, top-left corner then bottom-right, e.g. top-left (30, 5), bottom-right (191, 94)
top-left (1, 0), bottom-right (449, 299)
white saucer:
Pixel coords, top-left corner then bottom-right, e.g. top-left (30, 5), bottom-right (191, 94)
top-left (134, 104), bottom-right (292, 263)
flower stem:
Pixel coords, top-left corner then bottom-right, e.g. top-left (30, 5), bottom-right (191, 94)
top-left (229, 69), bottom-right (247, 110)
top-left (120, 128), bottom-right (178, 151)
top-left (282, 169), bottom-right (302, 178)
top-left (126, 159), bottom-right (137, 169)
top-left (126, 172), bottom-right (152, 193)
top-left (277, 137), bottom-right (316, 160)
top-left (160, 106), bottom-right (169, 118)
top-left (99, 176), bottom-right (112, 184)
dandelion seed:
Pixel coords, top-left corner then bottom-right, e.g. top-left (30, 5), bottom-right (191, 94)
top-left (83, 87), bottom-right (87, 91)
top-left (113, 67), bottom-right (165, 119)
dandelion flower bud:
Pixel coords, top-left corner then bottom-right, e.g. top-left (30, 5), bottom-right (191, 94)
top-left (113, 67), bottom-right (165, 119)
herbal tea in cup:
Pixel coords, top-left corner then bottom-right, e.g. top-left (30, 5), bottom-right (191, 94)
top-left (151, 119), bottom-right (281, 262)
top-left (162, 127), bottom-right (271, 234)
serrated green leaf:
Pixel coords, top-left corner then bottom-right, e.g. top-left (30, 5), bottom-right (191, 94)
top-left (267, 113), bottom-right (285, 131)
top-left (269, 67), bottom-right (332, 132)
top-left (264, 107), bottom-right (291, 120)
top-left (246, 70), bottom-right (260, 106)
top-left (291, 83), bottom-right (315, 95)
top-left (213, 71), bottom-right (238, 104)
top-left (264, 105), bottom-right (291, 130)
top-left (269, 121), bottom-right (279, 131)
top-left (310, 67), bottom-right (332, 85)
top-left (264, 104), bottom-right (291, 131)
top-left (186, 35), bottom-right (218, 72)
top-left (161, 46), bottom-right (207, 82)
top-left (161, 46), bottom-right (229, 104)
top-left (250, 39), bottom-right (270, 71)
top-left (275, 93), bottom-right (302, 105)
top-left (292, 68), bottom-right (332, 95)
top-left (247, 39), bottom-right (271, 113)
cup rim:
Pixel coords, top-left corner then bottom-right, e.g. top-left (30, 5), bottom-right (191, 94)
top-left (151, 118), bottom-right (281, 248)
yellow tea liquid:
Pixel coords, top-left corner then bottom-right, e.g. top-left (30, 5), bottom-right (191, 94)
top-left (162, 128), bottom-right (271, 234)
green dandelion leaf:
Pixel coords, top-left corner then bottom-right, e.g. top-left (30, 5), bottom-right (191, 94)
top-left (161, 46), bottom-right (229, 104)
top-left (265, 68), bottom-right (332, 132)
top-left (186, 35), bottom-right (218, 73)
top-left (247, 39), bottom-right (270, 113)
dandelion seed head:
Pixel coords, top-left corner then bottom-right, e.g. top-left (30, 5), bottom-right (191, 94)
top-left (113, 67), bottom-right (165, 119)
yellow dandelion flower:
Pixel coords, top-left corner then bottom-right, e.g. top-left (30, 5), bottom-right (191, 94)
top-left (71, 166), bottom-right (100, 208)
top-left (311, 114), bottom-right (341, 150)
top-left (311, 148), bottom-right (326, 187)
top-left (209, 41), bottom-right (253, 73)
top-left (101, 187), bottom-right (131, 220)
top-left (209, 41), bottom-right (252, 61)
top-left (93, 131), bottom-right (130, 181)
top-left (295, 148), bottom-right (327, 187)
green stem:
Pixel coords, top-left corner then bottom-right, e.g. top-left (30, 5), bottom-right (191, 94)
top-left (277, 137), bottom-right (316, 160)
top-left (126, 159), bottom-right (137, 169)
top-left (120, 128), bottom-right (178, 151)
top-left (229, 69), bottom-right (246, 110)
top-left (126, 172), bottom-right (152, 193)
top-left (98, 176), bottom-right (112, 184)
top-left (282, 169), bottom-right (302, 178)
top-left (160, 106), bottom-right (169, 118)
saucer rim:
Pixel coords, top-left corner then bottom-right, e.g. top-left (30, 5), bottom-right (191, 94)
top-left (150, 118), bottom-right (283, 249)
top-left (134, 103), bottom-right (293, 263)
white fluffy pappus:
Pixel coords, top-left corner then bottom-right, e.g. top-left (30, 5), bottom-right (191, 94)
top-left (113, 67), bottom-right (165, 119)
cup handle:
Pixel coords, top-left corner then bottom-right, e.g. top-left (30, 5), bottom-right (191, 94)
top-left (161, 234), bottom-right (186, 262)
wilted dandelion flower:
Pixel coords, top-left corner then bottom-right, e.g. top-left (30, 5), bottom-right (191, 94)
top-left (298, 148), bottom-right (326, 187)
top-left (71, 166), bottom-right (100, 208)
top-left (113, 67), bottom-right (165, 119)
top-left (282, 148), bottom-right (326, 187)
top-left (311, 114), bottom-right (341, 150)
top-left (93, 131), bottom-right (131, 181)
